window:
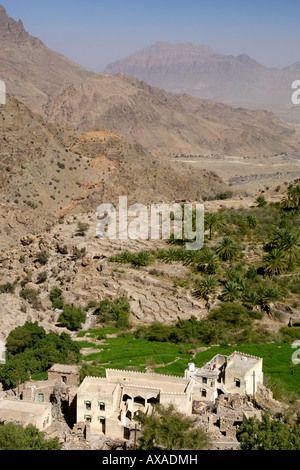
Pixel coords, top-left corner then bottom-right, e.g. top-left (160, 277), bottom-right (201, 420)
top-left (99, 402), bottom-right (106, 411)
top-left (85, 401), bottom-right (92, 410)
top-left (38, 394), bottom-right (44, 403)
top-left (98, 417), bottom-right (106, 434)
top-left (62, 376), bottom-right (67, 384)
top-left (201, 389), bottom-right (207, 398)
top-left (235, 378), bottom-right (241, 388)
top-left (124, 427), bottom-right (130, 440)
top-left (202, 377), bottom-right (207, 384)
top-left (84, 415), bottom-right (92, 423)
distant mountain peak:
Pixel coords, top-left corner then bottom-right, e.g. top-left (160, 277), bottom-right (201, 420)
top-left (0, 5), bottom-right (7, 16)
top-left (139, 41), bottom-right (216, 57)
top-left (0, 4), bottom-right (33, 44)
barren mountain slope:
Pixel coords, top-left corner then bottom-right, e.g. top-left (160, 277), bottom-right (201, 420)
top-left (0, 219), bottom-right (208, 341)
top-left (44, 73), bottom-right (300, 157)
top-left (0, 5), bottom-right (92, 112)
top-left (104, 41), bottom-right (300, 124)
top-left (1, 197), bottom-right (298, 343)
top-left (1, 7), bottom-right (299, 158)
top-left (0, 96), bottom-right (228, 249)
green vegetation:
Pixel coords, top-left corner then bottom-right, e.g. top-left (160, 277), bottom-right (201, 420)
top-left (49, 286), bottom-right (64, 309)
top-left (93, 297), bottom-right (131, 328)
top-left (134, 304), bottom-right (269, 346)
top-left (76, 222), bottom-right (90, 236)
top-left (57, 304), bottom-right (86, 331)
top-left (108, 188), bottom-right (300, 320)
top-left (88, 188), bottom-right (300, 404)
top-left (256, 195), bottom-right (267, 208)
top-left (19, 287), bottom-right (41, 309)
top-left (0, 322), bottom-right (81, 389)
top-left (76, 327), bottom-right (300, 401)
top-left (49, 287), bottom-right (86, 330)
top-left (0, 422), bottom-right (62, 450)
top-left (0, 186), bottom-right (298, 452)
top-left (35, 250), bottom-right (49, 265)
top-left (77, 331), bottom-right (192, 378)
top-left (136, 404), bottom-right (211, 450)
top-left (109, 250), bottom-right (152, 267)
top-left (0, 282), bottom-right (15, 294)
top-left (236, 413), bottom-right (300, 450)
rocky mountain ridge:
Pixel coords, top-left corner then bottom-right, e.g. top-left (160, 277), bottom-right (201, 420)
top-left (104, 41), bottom-right (300, 124)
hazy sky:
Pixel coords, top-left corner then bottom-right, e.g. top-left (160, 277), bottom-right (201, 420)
top-left (2, 0), bottom-right (300, 71)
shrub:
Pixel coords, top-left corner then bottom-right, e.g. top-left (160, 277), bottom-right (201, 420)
top-left (0, 282), bottom-right (15, 294)
top-left (36, 271), bottom-right (47, 284)
top-left (93, 297), bottom-right (131, 328)
top-left (58, 304), bottom-right (86, 331)
top-left (19, 288), bottom-right (41, 308)
top-left (76, 222), bottom-right (90, 236)
top-left (35, 250), bottom-right (49, 265)
top-left (50, 287), bottom-right (64, 309)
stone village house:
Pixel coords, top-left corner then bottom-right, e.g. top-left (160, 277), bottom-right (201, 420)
top-left (0, 352), bottom-right (263, 441)
top-left (75, 352), bottom-right (263, 440)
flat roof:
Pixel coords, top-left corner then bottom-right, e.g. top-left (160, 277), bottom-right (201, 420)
top-left (81, 382), bottom-right (117, 395)
top-left (106, 369), bottom-right (190, 393)
top-left (226, 353), bottom-right (261, 373)
top-left (79, 371), bottom-right (190, 395)
top-left (0, 399), bottom-right (50, 424)
top-left (194, 369), bottom-right (219, 379)
top-left (48, 364), bottom-right (80, 374)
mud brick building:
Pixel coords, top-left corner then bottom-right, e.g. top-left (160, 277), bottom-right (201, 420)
top-left (76, 369), bottom-right (194, 439)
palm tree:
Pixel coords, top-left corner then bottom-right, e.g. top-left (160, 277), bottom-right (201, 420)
top-left (196, 248), bottom-right (219, 274)
top-left (205, 213), bottom-right (226, 240)
top-left (246, 214), bottom-right (258, 229)
top-left (281, 195), bottom-right (298, 212)
top-left (261, 249), bottom-right (288, 276)
top-left (132, 251), bottom-right (151, 267)
top-left (242, 289), bottom-right (261, 310)
top-left (193, 275), bottom-right (219, 309)
top-left (216, 237), bottom-right (240, 261)
top-left (256, 195), bottom-right (267, 208)
top-left (281, 185), bottom-right (300, 212)
top-left (259, 286), bottom-right (283, 314)
top-left (270, 228), bottom-right (300, 269)
top-left (224, 266), bottom-right (246, 288)
top-left (110, 251), bottom-right (133, 264)
top-left (221, 281), bottom-right (242, 302)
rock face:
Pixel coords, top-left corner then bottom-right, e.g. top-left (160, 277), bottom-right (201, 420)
top-left (1, 7), bottom-right (300, 157)
top-left (0, 96), bottom-right (229, 250)
top-left (0, 5), bottom-right (92, 111)
top-left (0, 216), bottom-right (208, 340)
top-left (44, 73), bottom-right (300, 157)
top-left (104, 41), bottom-right (300, 124)
top-left (0, 5), bottom-right (34, 43)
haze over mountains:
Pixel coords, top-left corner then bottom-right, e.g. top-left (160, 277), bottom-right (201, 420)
top-left (44, 73), bottom-right (300, 157)
top-left (104, 41), bottom-right (300, 124)
top-left (0, 5), bottom-right (92, 112)
top-left (1, 5), bottom-right (300, 159)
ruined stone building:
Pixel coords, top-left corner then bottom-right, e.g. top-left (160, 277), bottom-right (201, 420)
top-left (76, 369), bottom-right (194, 440)
top-left (0, 364), bottom-right (80, 436)
top-left (47, 364), bottom-right (80, 387)
top-left (0, 355), bottom-right (264, 445)
top-left (185, 351), bottom-right (263, 402)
